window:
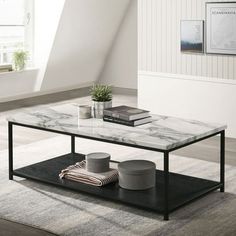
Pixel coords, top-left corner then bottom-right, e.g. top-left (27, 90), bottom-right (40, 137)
top-left (0, 0), bottom-right (34, 66)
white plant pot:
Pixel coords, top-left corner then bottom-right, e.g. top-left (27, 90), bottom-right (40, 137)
top-left (93, 100), bottom-right (112, 119)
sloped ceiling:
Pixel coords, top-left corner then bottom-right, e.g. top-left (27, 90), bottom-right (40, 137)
top-left (99, 0), bottom-right (137, 89)
top-left (40, 0), bottom-right (131, 91)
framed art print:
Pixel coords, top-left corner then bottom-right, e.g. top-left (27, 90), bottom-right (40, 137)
top-left (206, 2), bottom-right (236, 55)
top-left (181, 20), bottom-right (204, 53)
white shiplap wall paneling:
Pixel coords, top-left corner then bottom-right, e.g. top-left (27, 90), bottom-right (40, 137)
top-left (138, 0), bottom-right (236, 80)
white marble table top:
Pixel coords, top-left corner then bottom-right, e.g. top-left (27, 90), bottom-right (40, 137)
top-left (7, 103), bottom-right (227, 151)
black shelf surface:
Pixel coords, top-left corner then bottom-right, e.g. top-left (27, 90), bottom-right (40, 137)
top-left (13, 153), bottom-right (222, 213)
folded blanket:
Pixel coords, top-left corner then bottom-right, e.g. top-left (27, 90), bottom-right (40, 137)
top-left (59, 160), bottom-right (118, 186)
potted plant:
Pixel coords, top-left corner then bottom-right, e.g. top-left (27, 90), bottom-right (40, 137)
top-left (90, 84), bottom-right (112, 118)
top-left (13, 50), bottom-right (28, 71)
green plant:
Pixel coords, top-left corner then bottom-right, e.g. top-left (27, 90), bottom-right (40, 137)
top-left (13, 50), bottom-right (28, 71)
top-left (90, 84), bottom-right (112, 102)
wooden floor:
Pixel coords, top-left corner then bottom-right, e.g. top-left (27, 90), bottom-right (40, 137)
top-left (0, 93), bottom-right (236, 235)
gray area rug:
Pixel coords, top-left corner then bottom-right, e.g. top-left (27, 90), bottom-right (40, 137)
top-left (0, 136), bottom-right (236, 236)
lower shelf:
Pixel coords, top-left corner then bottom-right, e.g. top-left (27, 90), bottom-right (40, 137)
top-left (13, 153), bottom-right (222, 214)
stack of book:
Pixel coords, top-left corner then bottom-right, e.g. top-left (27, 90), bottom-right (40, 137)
top-left (103, 105), bottom-right (151, 127)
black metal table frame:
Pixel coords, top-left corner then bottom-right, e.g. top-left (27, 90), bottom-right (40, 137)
top-left (8, 121), bottom-right (225, 221)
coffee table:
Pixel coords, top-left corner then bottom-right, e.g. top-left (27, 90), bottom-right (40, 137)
top-left (7, 103), bottom-right (227, 220)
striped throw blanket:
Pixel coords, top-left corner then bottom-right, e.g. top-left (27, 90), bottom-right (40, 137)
top-left (59, 160), bottom-right (118, 186)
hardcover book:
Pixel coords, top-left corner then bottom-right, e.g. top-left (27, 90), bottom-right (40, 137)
top-left (103, 116), bottom-right (152, 127)
top-left (103, 106), bottom-right (150, 121)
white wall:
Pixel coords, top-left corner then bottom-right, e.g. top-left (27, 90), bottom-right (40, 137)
top-left (138, 0), bottom-right (236, 80)
top-left (0, 0), bottom-right (131, 102)
top-left (0, 0), bottom-right (65, 102)
top-left (34, 0), bottom-right (65, 91)
top-left (138, 0), bottom-right (236, 137)
top-left (0, 69), bottom-right (39, 101)
top-left (40, 0), bottom-right (131, 92)
top-left (99, 0), bottom-right (137, 89)
top-left (138, 72), bottom-right (236, 137)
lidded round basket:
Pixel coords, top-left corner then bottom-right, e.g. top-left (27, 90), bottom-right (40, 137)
top-left (118, 160), bottom-right (156, 190)
top-left (86, 152), bottom-right (110, 173)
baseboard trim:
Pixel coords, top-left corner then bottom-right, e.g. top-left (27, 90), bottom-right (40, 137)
top-left (112, 87), bottom-right (137, 96)
top-left (0, 86), bottom-right (137, 112)
top-left (0, 81), bottom-right (93, 103)
top-left (0, 87), bottom-right (90, 112)
top-left (138, 71), bottom-right (236, 85)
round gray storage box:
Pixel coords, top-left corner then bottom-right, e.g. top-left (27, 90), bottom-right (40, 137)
top-left (118, 160), bottom-right (156, 190)
top-left (86, 152), bottom-right (110, 173)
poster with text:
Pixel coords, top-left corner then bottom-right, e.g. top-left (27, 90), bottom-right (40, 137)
top-left (206, 2), bottom-right (236, 55)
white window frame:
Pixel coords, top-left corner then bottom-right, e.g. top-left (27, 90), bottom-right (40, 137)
top-left (24, 0), bottom-right (34, 67)
top-left (0, 0), bottom-right (34, 67)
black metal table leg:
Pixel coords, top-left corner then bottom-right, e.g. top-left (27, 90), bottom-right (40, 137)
top-left (8, 122), bottom-right (13, 180)
top-left (164, 151), bottom-right (169, 220)
top-left (71, 136), bottom-right (75, 154)
top-left (220, 130), bottom-right (225, 192)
